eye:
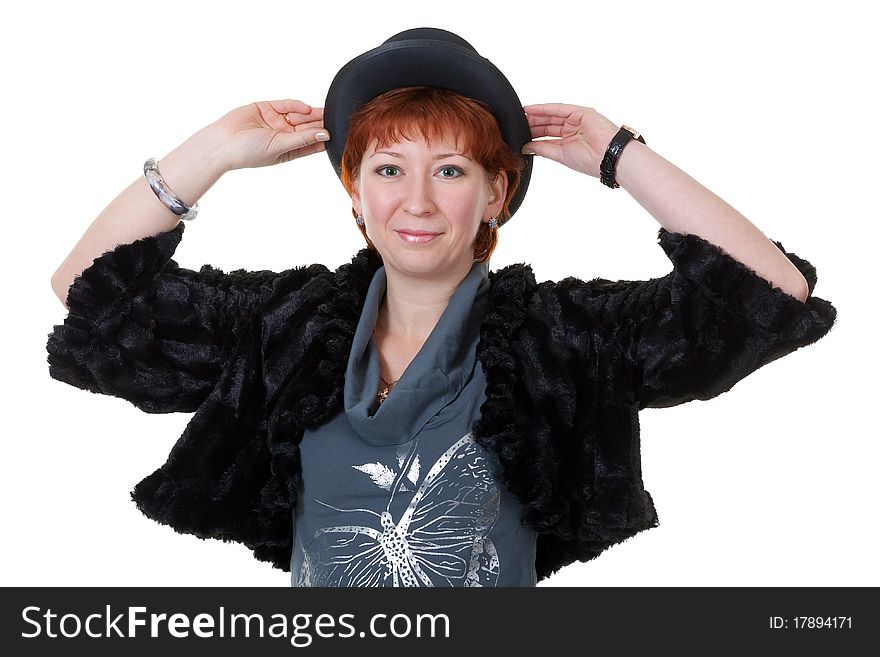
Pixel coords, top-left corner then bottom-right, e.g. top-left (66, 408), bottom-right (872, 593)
top-left (376, 165), bottom-right (400, 177)
top-left (438, 165), bottom-right (464, 179)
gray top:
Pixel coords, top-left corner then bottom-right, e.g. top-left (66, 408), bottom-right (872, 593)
top-left (291, 259), bottom-right (538, 587)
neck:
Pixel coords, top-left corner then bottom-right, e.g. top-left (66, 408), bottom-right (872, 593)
top-left (377, 260), bottom-right (475, 345)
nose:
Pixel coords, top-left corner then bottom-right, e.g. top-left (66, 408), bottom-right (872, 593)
top-left (403, 174), bottom-right (436, 217)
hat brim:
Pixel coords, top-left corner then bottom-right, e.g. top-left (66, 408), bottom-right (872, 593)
top-left (324, 37), bottom-right (533, 221)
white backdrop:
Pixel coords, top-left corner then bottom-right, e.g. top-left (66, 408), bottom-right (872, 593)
top-left (3, 0), bottom-right (873, 587)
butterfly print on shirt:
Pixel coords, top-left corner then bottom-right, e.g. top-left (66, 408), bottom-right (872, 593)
top-left (296, 432), bottom-right (501, 587)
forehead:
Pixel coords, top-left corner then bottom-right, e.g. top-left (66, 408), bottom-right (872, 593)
top-left (366, 131), bottom-right (466, 153)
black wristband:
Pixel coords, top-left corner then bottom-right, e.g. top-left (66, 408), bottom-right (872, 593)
top-left (600, 125), bottom-right (646, 189)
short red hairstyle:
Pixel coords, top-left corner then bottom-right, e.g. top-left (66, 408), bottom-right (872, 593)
top-left (340, 86), bottom-right (525, 263)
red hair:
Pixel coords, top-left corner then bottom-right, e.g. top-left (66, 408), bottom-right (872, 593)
top-left (340, 86), bottom-right (525, 263)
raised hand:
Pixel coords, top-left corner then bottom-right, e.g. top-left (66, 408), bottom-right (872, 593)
top-left (212, 99), bottom-right (329, 172)
top-left (521, 104), bottom-right (620, 179)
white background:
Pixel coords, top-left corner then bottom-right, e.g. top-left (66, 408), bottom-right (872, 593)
top-left (2, 0), bottom-right (874, 587)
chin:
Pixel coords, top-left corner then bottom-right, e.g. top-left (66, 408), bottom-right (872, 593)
top-left (382, 248), bottom-right (458, 277)
top-left (391, 253), bottom-right (444, 274)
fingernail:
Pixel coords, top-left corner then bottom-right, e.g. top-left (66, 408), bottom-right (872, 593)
top-left (315, 131), bottom-right (329, 141)
top-left (522, 148), bottom-right (535, 155)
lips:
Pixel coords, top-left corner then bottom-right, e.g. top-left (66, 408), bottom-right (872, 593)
top-left (396, 229), bottom-right (441, 244)
top-left (397, 228), bottom-right (440, 235)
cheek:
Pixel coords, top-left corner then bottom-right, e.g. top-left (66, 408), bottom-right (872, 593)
top-left (360, 187), bottom-right (391, 215)
top-left (451, 191), bottom-right (486, 225)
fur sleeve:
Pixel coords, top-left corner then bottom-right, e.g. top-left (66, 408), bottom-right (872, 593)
top-left (553, 227), bottom-right (838, 410)
top-left (46, 222), bottom-right (282, 414)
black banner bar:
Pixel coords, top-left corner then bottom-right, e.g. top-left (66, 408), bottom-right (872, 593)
top-left (1, 587), bottom-right (873, 655)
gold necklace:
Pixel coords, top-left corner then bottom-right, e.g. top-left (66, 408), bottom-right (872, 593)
top-left (373, 324), bottom-right (398, 404)
top-left (377, 375), bottom-right (398, 404)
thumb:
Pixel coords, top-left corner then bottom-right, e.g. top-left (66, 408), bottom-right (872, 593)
top-left (276, 128), bottom-right (330, 154)
top-left (304, 128), bottom-right (330, 144)
top-left (522, 140), bottom-right (559, 160)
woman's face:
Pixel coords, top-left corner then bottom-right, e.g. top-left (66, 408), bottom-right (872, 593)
top-left (351, 134), bottom-right (506, 280)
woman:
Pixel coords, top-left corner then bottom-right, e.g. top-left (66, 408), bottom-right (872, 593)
top-left (47, 28), bottom-right (837, 587)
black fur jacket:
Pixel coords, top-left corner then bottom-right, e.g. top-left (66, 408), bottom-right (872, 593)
top-left (46, 222), bottom-right (837, 583)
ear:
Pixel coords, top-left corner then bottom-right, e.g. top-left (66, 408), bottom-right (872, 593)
top-left (350, 187), bottom-right (361, 214)
top-left (487, 171), bottom-right (508, 218)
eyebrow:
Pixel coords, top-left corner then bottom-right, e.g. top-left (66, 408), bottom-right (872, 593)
top-left (370, 150), bottom-right (472, 161)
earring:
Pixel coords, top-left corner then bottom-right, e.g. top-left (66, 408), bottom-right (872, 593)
top-left (356, 213), bottom-right (365, 226)
top-left (488, 216), bottom-right (498, 229)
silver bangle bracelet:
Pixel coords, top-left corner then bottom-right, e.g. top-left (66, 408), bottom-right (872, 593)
top-left (143, 157), bottom-right (200, 221)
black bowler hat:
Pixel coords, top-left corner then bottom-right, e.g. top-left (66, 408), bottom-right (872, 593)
top-left (323, 27), bottom-right (533, 222)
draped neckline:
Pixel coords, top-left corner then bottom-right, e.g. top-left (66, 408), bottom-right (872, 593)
top-left (343, 260), bottom-right (490, 446)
